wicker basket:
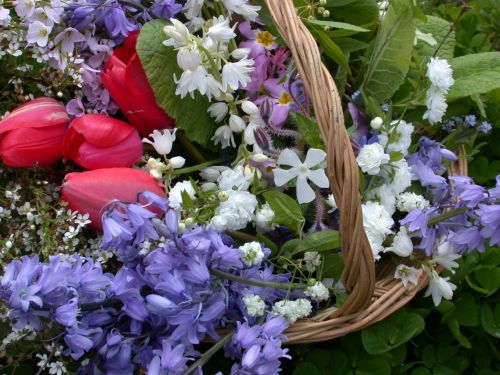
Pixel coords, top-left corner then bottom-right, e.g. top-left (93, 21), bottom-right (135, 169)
top-left (264, 0), bottom-right (468, 343)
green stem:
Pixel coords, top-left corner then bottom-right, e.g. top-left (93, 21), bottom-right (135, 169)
top-left (184, 330), bottom-right (235, 375)
top-left (225, 230), bottom-right (258, 242)
top-left (176, 131), bottom-right (207, 163)
top-left (172, 158), bottom-right (229, 176)
top-left (428, 207), bottom-right (467, 226)
top-left (211, 268), bottom-right (308, 290)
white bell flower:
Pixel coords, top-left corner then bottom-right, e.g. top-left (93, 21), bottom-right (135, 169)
top-left (208, 102), bottom-right (229, 123)
top-left (221, 58), bottom-right (255, 91)
top-left (222, 0), bottom-right (260, 21)
top-left (142, 129), bottom-right (177, 156)
top-left (207, 16), bottom-right (236, 42)
top-left (385, 227), bottom-right (413, 257)
top-left (273, 148), bottom-right (330, 204)
top-left (394, 264), bottom-right (421, 287)
top-left (425, 270), bottom-right (456, 306)
top-left (163, 18), bottom-right (192, 47)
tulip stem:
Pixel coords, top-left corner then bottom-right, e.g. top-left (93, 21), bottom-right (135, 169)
top-left (172, 158), bottom-right (230, 176)
top-left (176, 131), bottom-right (207, 163)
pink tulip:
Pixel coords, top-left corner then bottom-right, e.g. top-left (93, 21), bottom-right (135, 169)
top-left (61, 168), bottom-right (166, 229)
top-left (63, 114), bottom-right (143, 170)
top-left (0, 97), bottom-right (69, 167)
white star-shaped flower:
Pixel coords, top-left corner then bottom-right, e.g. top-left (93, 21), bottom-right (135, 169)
top-left (273, 148), bottom-right (330, 204)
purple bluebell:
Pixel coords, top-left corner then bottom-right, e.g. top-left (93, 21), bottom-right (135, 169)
top-left (450, 227), bottom-right (485, 253)
top-left (150, 0), bottom-right (182, 19)
top-left (476, 204), bottom-right (500, 246)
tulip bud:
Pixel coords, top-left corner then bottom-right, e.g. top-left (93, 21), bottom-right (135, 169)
top-left (61, 168), bottom-right (166, 229)
top-left (63, 114), bottom-right (143, 170)
top-left (0, 97), bottom-right (69, 167)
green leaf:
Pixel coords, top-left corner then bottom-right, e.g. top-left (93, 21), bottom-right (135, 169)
top-left (415, 16), bottom-right (456, 60)
top-left (293, 113), bottom-right (325, 150)
top-left (390, 151), bottom-right (404, 161)
top-left (309, 26), bottom-right (351, 74)
top-left (323, 252), bottom-right (345, 280)
top-left (361, 0), bottom-right (415, 103)
top-left (306, 19), bottom-right (370, 33)
top-left (444, 293), bottom-right (480, 327)
top-left (356, 356), bottom-right (392, 375)
top-left (422, 344), bottom-right (436, 368)
top-left (446, 319), bottom-right (471, 349)
top-left (448, 52), bottom-right (500, 101)
top-left (292, 362), bottom-right (322, 375)
top-left (262, 191), bottom-right (304, 232)
top-left (480, 304), bottom-right (500, 338)
top-left (330, 350), bottom-right (352, 375)
top-left (361, 309), bottom-right (425, 354)
top-left (326, 0), bottom-right (379, 25)
top-left (136, 20), bottom-right (217, 146)
top-left (294, 230), bottom-right (340, 255)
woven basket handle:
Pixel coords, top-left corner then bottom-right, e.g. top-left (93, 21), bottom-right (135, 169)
top-left (264, 0), bottom-right (375, 315)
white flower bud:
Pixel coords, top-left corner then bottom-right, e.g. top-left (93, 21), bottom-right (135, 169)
top-left (231, 48), bottom-right (251, 60)
top-left (169, 156), bottom-right (186, 169)
top-left (370, 116), bottom-right (384, 129)
top-left (218, 191), bottom-right (229, 202)
top-left (241, 100), bottom-right (259, 115)
top-left (229, 115), bottom-right (246, 133)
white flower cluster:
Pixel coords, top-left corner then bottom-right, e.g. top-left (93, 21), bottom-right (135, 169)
top-left (304, 281), bottom-right (330, 302)
top-left (362, 201), bottom-right (394, 260)
top-left (423, 57), bottom-right (454, 124)
top-left (272, 299), bottom-right (312, 323)
top-left (164, 17), bottom-right (254, 101)
top-left (396, 192), bottom-right (430, 213)
top-left (242, 294), bottom-right (266, 317)
top-left (207, 165), bottom-right (260, 232)
top-left (143, 129), bottom-right (186, 180)
top-left (169, 180), bottom-right (197, 211)
top-left (239, 241), bottom-right (265, 267)
top-left (182, 0), bottom-right (260, 29)
top-left (303, 251), bottom-right (322, 273)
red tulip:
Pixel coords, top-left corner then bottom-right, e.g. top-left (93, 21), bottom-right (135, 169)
top-left (61, 168), bottom-right (166, 229)
top-left (0, 97), bottom-right (69, 167)
top-left (101, 30), bottom-right (175, 136)
top-left (63, 114), bottom-right (143, 170)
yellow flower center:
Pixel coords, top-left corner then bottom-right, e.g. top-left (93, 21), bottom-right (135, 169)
top-left (256, 31), bottom-right (274, 48)
top-left (278, 91), bottom-right (292, 105)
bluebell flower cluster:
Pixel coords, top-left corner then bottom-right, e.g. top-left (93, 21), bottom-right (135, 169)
top-left (442, 115), bottom-right (492, 134)
top-left (65, 0), bottom-right (182, 41)
top-left (0, 193), bottom-right (295, 374)
top-left (402, 138), bottom-right (500, 255)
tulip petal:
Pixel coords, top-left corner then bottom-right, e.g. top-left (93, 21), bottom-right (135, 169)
top-left (61, 168), bottom-right (166, 229)
top-left (0, 97), bottom-right (69, 135)
top-left (70, 114), bottom-right (134, 147)
top-left (0, 126), bottom-right (66, 167)
top-left (76, 131), bottom-right (143, 169)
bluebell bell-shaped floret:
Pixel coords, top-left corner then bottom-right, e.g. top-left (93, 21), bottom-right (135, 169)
top-left (476, 204), bottom-right (500, 246)
top-left (98, 329), bottom-right (135, 375)
top-left (148, 339), bottom-right (191, 375)
top-left (67, 257), bottom-right (112, 303)
top-left (449, 176), bottom-right (487, 208)
top-left (110, 268), bottom-right (149, 322)
top-left (80, 308), bottom-right (117, 328)
top-left (450, 226), bottom-right (486, 253)
top-left (55, 296), bottom-right (80, 327)
top-left (64, 325), bottom-right (103, 360)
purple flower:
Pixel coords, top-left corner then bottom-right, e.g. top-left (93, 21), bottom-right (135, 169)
top-left (450, 176), bottom-right (487, 207)
top-left (55, 296), bottom-right (79, 327)
top-left (476, 204), bottom-right (500, 246)
top-left (8, 280), bottom-right (42, 312)
top-left (150, 0), bottom-right (182, 19)
top-left (64, 326), bottom-right (101, 360)
top-left (450, 227), bottom-right (485, 253)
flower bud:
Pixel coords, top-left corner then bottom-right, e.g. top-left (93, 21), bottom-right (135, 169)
top-left (231, 48), bottom-right (250, 60)
top-left (229, 115), bottom-right (246, 133)
top-left (0, 97), bottom-right (69, 167)
top-left (241, 100), bottom-right (259, 115)
top-left (218, 191), bottom-right (229, 202)
top-left (63, 114), bottom-right (143, 170)
top-left (370, 116), bottom-right (384, 129)
top-left (169, 156), bottom-right (186, 169)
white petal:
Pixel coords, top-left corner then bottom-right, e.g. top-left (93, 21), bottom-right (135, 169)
top-left (277, 148), bottom-right (301, 167)
top-left (273, 168), bottom-right (296, 187)
top-left (296, 175), bottom-right (316, 204)
top-left (307, 169), bottom-right (329, 188)
top-left (303, 148), bottom-right (326, 168)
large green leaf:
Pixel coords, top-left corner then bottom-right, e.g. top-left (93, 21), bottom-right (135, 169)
top-left (361, 309), bottom-right (425, 354)
top-left (136, 20), bottom-right (217, 146)
top-left (262, 191), bottom-right (305, 232)
top-left (361, 0), bottom-right (415, 103)
top-left (448, 52), bottom-right (500, 101)
top-left (416, 16), bottom-right (456, 60)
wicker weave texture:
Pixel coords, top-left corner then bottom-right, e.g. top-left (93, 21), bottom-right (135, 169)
top-left (264, 0), bottom-right (467, 343)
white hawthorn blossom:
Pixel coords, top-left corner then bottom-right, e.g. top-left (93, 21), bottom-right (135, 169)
top-left (273, 148), bottom-right (330, 204)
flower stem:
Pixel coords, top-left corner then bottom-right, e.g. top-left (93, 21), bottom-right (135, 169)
top-left (176, 131), bottom-right (207, 163)
top-left (172, 158), bottom-right (229, 176)
top-left (184, 330), bottom-right (235, 375)
top-left (428, 207), bottom-right (467, 225)
top-left (211, 268), bottom-right (307, 289)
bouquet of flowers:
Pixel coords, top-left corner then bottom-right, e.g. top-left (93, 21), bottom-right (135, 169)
top-left (0, 0), bottom-right (499, 373)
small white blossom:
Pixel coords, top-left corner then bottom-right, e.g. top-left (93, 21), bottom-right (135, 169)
top-left (221, 59), bottom-right (255, 91)
top-left (433, 239), bottom-right (461, 273)
top-left (163, 18), bottom-right (192, 47)
top-left (426, 57), bottom-right (454, 92)
top-left (208, 102), bottom-right (229, 123)
top-left (385, 227), bottom-right (413, 257)
top-left (305, 281), bottom-right (330, 302)
top-left (143, 129), bottom-right (177, 156)
top-left (394, 264), bottom-right (421, 287)
top-left (326, 194), bottom-right (337, 212)
top-left (212, 125), bottom-right (235, 148)
top-left (48, 361), bottom-right (67, 375)
top-left (362, 201), bottom-right (394, 260)
top-left (303, 251), bottom-right (321, 273)
top-left (210, 191), bottom-right (258, 231)
top-left (169, 180), bottom-right (196, 210)
top-left (243, 294), bottom-right (266, 317)
top-left (207, 16), bottom-right (236, 42)
top-left (239, 241), bottom-right (265, 267)
top-left (229, 114), bottom-right (246, 133)
top-left (423, 86), bottom-right (448, 124)
top-left (356, 143), bottom-right (390, 175)
top-left (273, 148), bottom-right (330, 204)
top-left (15, 0), bottom-right (36, 18)
top-left (169, 156), bottom-right (186, 169)
top-left (425, 270), bottom-right (456, 306)
top-left (255, 203), bottom-right (275, 232)
top-left (222, 0), bottom-right (261, 21)
top-left (396, 192), bottom-right (429, 212)
top-left (200, 166), bottom-right (229, 182)
top-left (0, 7), bottom-right (11, 26)
top-left (217, 166), bottom-right (252, 192)
top-left (272, 299), bottom-right (312, 323)
top-left (370, 117), bottom-right (383, 129)
top-left (26, 21), bottom-right (52, 47)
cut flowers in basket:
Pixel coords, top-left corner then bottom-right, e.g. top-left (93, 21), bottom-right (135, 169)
top-left (0, 0), bottom-right (499, 373)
